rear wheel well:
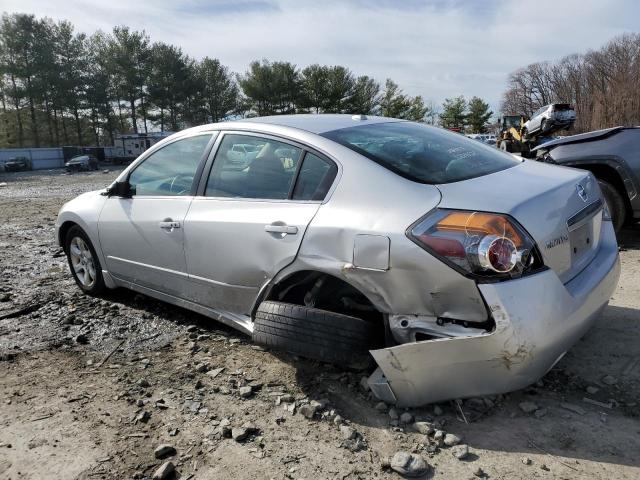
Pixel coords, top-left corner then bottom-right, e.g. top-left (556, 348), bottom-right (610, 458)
top-left (575, 163), bottom-right (631, 221)
top-left (262, 271), bottom-right (386, 345)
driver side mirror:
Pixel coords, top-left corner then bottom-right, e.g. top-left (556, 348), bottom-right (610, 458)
top-left (107, 180), bottom-right (135, 198)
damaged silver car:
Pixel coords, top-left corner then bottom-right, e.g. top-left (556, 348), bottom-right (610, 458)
top-left (56, 114), bottom-right (620, 406)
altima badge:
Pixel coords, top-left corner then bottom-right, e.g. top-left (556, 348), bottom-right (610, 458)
top-left (545, 234), bottom-right (569, 249)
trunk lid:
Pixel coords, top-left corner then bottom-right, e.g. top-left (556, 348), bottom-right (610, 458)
top-left (436, 160), bottom-right (603, 283)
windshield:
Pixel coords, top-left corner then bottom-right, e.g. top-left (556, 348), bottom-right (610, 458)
top-left (322, 122), bottom-right (520, 184)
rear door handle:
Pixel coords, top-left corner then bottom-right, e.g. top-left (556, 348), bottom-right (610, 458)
top-left (264, 224), bottom-right (298, 235)
top-left (159, 220), bottom-right (181, 230)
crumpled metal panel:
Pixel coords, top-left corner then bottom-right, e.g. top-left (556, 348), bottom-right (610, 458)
top-left (369, 223), bottom-right (620, 407)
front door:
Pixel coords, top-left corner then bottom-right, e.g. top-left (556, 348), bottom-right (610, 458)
top-left (99, 133), bottom-right (213, 296)
top-left (183, 133), bottom-right (338, 314)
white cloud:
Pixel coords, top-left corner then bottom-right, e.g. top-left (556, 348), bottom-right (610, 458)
top-left (3, 0), bottom-right (639, 112)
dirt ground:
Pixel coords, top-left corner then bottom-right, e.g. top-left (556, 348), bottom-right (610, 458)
top-left (1, 168), bottom-right (639, 480)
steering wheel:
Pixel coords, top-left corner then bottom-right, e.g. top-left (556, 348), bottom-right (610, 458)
top-left (169, 174), bottom-right (193, 195)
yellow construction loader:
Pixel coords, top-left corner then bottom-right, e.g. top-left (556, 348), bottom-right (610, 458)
top-left (496, 115), bottom-right (535, 157)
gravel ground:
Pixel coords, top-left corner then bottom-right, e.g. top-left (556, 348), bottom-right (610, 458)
top-left (1, 168), bottom-right (639, 480)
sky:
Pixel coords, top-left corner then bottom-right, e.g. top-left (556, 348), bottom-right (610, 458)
top-left (3, 0), bottom-right (640, 114)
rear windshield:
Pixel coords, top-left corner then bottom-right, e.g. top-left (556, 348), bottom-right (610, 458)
top-left (322, 122), bottom-right (520, 184)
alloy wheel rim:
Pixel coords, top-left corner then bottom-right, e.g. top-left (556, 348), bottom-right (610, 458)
top-left (69, 236), bottom-right (96, 288)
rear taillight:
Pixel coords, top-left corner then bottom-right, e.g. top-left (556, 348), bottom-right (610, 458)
top-left (408, 209), bottom-right (543, 281)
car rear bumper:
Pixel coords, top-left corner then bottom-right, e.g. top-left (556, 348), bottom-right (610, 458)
top-left (368, 220), bottom-right (620, 407)
top-left (549, 117), bottom-right (576, 127)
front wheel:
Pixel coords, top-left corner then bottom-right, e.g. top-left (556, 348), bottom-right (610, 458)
top-left (598, 180), bottom-right (626, 233)
top-left (65, 225), bottom-right (105, 295)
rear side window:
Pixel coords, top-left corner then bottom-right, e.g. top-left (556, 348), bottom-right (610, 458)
top-left (206, 134), bottom-right (302, 200)
top-left (292, 152), bottom-right (337, 201)
top-left (322, 122), bottom-right (520, 184)
top-left (533, 106), bottom-right (547, 117)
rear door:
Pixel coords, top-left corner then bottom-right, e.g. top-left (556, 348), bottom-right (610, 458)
top-left (183, 132), bottom-right (338, 315)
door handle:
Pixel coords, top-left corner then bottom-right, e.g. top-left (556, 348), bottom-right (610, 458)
top-left (159, 220), bottom-right (181, 230)
top-left (264, 224), bottom-right (298, 235)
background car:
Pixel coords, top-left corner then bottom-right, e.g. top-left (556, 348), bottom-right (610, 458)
top-left (535, 126), bottom-right (640, 232)
top-left (65, 154), bottom-right (99, 172)
top-left (4, 156), bottom-right (32, 172)
top-left (466, 133), bottom-right (496, 144)
top-left (524, 103), bottom-right (576, 136)
top-left (226, 143), bottom-right (261, 169)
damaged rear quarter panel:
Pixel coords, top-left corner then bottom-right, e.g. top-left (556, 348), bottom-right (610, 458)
top-left (269, 143), bottom-right (488, 322)
top-left (369, 227), bottom-right (619, 407)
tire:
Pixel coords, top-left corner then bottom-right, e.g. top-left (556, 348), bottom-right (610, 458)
top-left (65, 225), bottom-right (105, 295)
top-left (598, 179), bottom-right (626, 233)
top-left (253, 301), bottom-right (374, 365)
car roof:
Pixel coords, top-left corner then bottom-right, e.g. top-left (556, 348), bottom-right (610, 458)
top-left (240, 114), bottom-right (403, 134)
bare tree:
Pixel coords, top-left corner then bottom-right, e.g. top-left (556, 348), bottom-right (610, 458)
top-left (502, 33), bottom-right (640, 133)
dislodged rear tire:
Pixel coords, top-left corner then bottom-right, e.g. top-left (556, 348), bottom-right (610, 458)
top-left (253, 301), bottom-right (373, 365)
top-left (598, 179), bottom-right (626, 233)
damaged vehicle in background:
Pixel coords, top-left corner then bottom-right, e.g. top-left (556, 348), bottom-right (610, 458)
top-left (523, 103), bottom-right (576, 137)
top-left (535, 126), bottom-right (640, 233)
top-left (65, 154), bottom-right (99, 172)
top-left (56, 114), bottom-right (620, 407)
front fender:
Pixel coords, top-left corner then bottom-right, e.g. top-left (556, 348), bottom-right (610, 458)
top-left (56, 190), bottom-right (112, 285)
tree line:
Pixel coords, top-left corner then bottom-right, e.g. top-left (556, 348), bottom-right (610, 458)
top-left (438, 96), bottom-right (493, 132)
top-left (501, 33), bottom-right (640, 133)
top-left (0, 12), bottom-right (458, 149)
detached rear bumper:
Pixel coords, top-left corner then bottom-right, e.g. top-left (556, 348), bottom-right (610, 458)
top-left (368, 222), bottom-right (620, 407)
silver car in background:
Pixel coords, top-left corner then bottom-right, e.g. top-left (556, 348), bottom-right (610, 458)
top-left (56, 114), bottom-right (620, 406)
top-left (524, 103), bottom-right (576, 135)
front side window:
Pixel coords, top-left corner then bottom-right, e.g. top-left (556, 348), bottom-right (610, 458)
top-left (128, 134), bottom-right (212, 196)
top-left (206, 134), bottom-right (302, 200)
top-left (322, 122), bottom-right (520, 184)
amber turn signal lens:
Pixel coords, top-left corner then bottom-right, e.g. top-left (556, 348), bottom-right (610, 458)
top-left (435, 211), bottom-right (523, 247)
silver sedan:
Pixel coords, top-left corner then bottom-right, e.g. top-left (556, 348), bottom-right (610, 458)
top-left (56, 114), bottom-right (620, 407)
